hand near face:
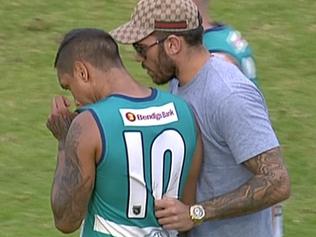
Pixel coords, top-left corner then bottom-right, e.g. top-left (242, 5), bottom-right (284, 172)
top-left (155, 197), bottom-right (194, 232)
top-left (46, 96), bottom-right (77, 142)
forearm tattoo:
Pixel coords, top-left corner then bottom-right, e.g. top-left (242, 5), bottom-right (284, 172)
top-left (202, 147), bottom-right (290, 220)
top-left (52, 121), bottom-right (92, 227)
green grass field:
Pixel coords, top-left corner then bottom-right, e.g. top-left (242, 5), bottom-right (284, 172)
top-left (0, 0), bottom-right (315, 236)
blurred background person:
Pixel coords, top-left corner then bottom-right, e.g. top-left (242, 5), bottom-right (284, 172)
top-left (193, 0), bottom-right (258, 88)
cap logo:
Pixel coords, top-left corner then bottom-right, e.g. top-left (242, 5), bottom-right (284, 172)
top-left (154, 20), bottom-right (188, 30)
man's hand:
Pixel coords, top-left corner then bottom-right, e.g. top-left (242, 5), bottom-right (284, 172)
top-left (155, 197), bottom-right (194, 232)
top-left (46, 96), bottom-right (77, 143)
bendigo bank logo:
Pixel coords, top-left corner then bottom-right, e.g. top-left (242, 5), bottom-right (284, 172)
top-left (120, 103), bottom-right (178, 126)
top-left (126, 112), bottom-right (136, 122)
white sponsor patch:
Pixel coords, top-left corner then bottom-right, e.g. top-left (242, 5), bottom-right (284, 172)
top-left (120, 103), bottom-right (178, 126)
top-left (227, 30), bottom-right (248, 53)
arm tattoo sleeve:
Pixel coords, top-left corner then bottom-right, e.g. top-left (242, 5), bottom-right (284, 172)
top-left (51, 120), bottom-right (94, 231)
top-left (201, 147), bottom-right (290, 221)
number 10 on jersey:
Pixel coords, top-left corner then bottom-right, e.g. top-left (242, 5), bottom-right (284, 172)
top-left (124, 129), bottom-right (186, 218)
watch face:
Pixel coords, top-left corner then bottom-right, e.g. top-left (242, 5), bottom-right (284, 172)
top-left (191, 205), bottom-right (205, 221)
top-left (193, 206), bottom-right (204, 218)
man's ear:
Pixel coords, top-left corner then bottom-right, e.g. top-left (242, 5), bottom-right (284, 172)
top-left (164, 35), bottom-right (182, 56)
top-left (73, 61), bottom-right (89, 82)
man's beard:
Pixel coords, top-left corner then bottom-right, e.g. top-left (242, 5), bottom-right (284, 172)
top-left (143, 46), bottom-right (177, 85)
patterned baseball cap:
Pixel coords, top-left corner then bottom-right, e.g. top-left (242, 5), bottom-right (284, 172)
top-left (110, 0), bottom-right (200, 44)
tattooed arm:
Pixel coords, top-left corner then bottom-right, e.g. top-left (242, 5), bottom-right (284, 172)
top-left (47, 97), bottom-right (101, 233)
top-left (155, 147), bottom-right (290, 231)
top-left (200, 147), bottom-right (290, 220)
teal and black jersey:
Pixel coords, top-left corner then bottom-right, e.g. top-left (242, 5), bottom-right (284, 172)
top-left (203, 23), bottom-right (259, 87)
top-left (79, 88), bottom-right (197, 237)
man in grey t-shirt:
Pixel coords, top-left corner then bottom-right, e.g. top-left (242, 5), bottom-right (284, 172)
top-left (110, 0), bottom-right (291, 236)
top-left (169, 56), bottom-right (279, 236)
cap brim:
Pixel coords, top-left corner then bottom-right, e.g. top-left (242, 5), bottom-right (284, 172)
top-left (110, 21), bottom-right (153, 44)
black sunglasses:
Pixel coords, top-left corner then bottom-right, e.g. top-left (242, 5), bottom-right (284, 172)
top-left (132, 38), bottom-right (167, 59)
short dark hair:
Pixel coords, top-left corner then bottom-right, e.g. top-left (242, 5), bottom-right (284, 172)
top-left (54, 28), bottom-right (123, 74)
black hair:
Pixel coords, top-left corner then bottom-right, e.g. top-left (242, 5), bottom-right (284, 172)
top-left (54, 28), bottom-right (123, 74)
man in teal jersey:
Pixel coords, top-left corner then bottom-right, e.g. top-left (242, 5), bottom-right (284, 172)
top-left (46, 28), bottom-right (202, 237)
top-left (193, 0), bottom-right (258, 87)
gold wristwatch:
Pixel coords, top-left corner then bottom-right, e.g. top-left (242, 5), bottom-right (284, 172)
top-left (189, 204), bottom-right (205, 224)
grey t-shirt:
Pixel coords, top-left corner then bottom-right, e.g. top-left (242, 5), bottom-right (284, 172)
top-left (169, 56), bottom-right (279, 237)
